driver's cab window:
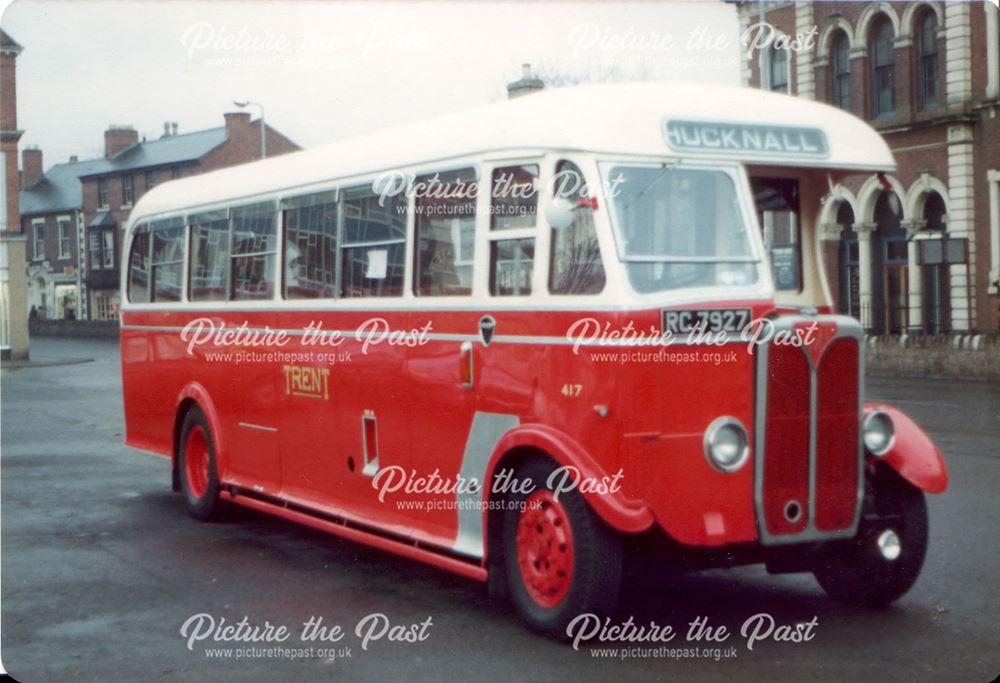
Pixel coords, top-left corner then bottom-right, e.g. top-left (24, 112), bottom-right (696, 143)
top-left (752, 177), bottom-right (802, 292)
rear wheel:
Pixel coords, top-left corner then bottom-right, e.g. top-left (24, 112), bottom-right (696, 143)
top-left (502, 458), bottom-right (622, 638)
top-left (813, 466), bottom-right (928, 606)
top-left (178, 406), bottom-right (222, 521)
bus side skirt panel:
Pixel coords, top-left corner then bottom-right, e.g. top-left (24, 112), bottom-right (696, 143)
top-left (483, 423), bottom-right (655, 536)
top-left (864, 403), bottom-right (948, 494)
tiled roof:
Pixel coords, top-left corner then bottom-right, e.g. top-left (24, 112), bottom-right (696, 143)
top-left (19, 157), bottom-right (107, 215)
top-left (79, 127), bottom-right (227, 177)
top-left (20, 127), bottom-right (228, 215)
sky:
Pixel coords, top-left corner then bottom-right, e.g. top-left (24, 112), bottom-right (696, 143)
top-left (0, 0), bottom-right (743, 169)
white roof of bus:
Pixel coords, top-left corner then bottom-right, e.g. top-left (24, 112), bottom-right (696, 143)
top-left (130, 81), bottom-right (895, 222)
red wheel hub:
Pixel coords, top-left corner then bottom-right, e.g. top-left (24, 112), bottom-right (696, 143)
top-left (184, 426), bottom-right (210, 500)
top-left (516, 490), bottom-right (574, 608)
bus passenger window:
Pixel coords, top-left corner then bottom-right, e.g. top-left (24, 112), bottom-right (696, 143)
top-left (491, 164), bottom-right (537, 230)
top-left (127, 225), bottom-right (150, 303)
top-left (282, 191), bottom-right (338, 299)
top-left (189, 210), bottom-right (230, 301)
top-left (751, 177), bottom-right (802, 292)
top-left (150, 218), bottom-right (184, 302)
top-left (231, 202), bottom-right (277, 300)
top-left (550, 160), bottom-right (605, 295)
top-left (341, 188), bottom-right (406, 297)
top-left (414, 167), bottom-right (476, 296)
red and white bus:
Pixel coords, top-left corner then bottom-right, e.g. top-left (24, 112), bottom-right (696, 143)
top-left (120, 82), bottom-right (948, 637)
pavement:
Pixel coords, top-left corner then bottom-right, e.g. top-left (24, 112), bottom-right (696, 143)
top-left (2, 337), bottom-right (999, 682)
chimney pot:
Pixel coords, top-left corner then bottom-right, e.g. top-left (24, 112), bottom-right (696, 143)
top-left (69, 155), bottom-right (78, 163)
top-left (163, 121), bottom-right (171, 137)
top-left (522, 63), bottom-right (531, 79)
top-left (171, 121), bottom-right (178, 136)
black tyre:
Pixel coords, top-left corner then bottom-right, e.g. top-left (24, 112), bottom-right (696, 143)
top-left (814, 466), bottom-right (928, 606)
top-left (502, 458), bottom-right (622, 638)
top-left (178, 406), bottom-right (222, 521)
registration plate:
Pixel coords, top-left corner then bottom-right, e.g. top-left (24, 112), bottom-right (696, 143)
top-left (662, 308), bottom-right (751, 335)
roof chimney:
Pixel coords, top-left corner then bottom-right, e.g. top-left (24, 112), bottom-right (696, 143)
top-left (105, 125), bottom-right (138, 158)
top-left (162, 121), bottom-right (171, 138)
top-left (69, 155), bottom-right (78, 163)
top-left (223, 111), bottom-right (251, 138)
top-left (171, 121), bottom-right (178, 136)
top-left (506, 62), bottom-right (545, 99)
top-left (21, 146), bottom-right (43, 189)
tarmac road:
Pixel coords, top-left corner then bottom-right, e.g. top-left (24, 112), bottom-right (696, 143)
top-left (2, 337), bottom-right (998, 682)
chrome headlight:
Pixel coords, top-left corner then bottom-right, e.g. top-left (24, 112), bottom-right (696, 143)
top-left (703, 417), bottom-right (750, 473)
top-left (863, 410), bottom-right (895, 456)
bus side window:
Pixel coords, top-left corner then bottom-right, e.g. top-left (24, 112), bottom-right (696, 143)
top-left (127, 225), bottom-right (150, 303)
top-left (189, 210), bottom-right (230, 301)
top-left (341, 187), bottom-right (406, 297)
top-left (231, 202), bottom-right (278, 301)
top-left (549, 160), bottom-right (606, 295)
top-left (282, 191), bottom-right (339, 299)
top-left (489, 164), bottom-right (537, 296)
top-left (150, 218), bottom-right (184, 302)
top-left (414, 167), bottom-right (476, 296)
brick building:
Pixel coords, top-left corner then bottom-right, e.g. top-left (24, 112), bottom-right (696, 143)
top-left (1, 29), bottom-right (29, 359)
top-left (736, 1), bottom-right (1000, 334)
top-left (21, 113), bottom-right (299, 320)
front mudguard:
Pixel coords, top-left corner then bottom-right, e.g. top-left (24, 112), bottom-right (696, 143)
top-left (864, 403), bottom-right (948, 494)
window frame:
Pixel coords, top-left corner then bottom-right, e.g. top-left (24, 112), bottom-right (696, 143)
top-left (57, 216), bottom-right (71, 259)
top-left (916, 12), bottom-right (939, 110)
top-left (486, 161), bottom-right (540, 297)
top-left (831, 31), bottom-right (851, 110)
top-left (31, 218), bottom-right (45, 261)
top-left (122, 175), bottom-right (134, 207)
top-left (870, 17), bottom-right (896, 118)
top-left (412, 166), bottom-right (479, 298)
top-left (97, 178), bottom-right (109, 209)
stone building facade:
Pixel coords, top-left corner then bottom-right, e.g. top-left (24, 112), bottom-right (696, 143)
top-left (737, 1), bottom-right (1000, 334)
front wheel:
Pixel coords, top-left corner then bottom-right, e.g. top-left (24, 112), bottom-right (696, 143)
top-left (502, 458), bottom-right (622, 638)
top-left (813, 466), bottom-right (928, 606)
top-left (178, 406), bottom-right (222, 521)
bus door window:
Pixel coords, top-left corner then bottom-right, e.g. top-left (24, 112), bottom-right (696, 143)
top-left (414, 167), bottom-right (477, 296)
top-left (752, 177), bottom-right (802, 292)
top-left (127, 224), bottom-right (150, 303)
top-left (550, 160), bottom-right (605, 295)
top-left (488, 164), bottom-right (538, 296)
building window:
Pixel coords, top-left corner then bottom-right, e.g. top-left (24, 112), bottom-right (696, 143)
top-left (768, 44), bottom-right (789, 92)
top-left (921, 192), bottom-right (949, 333)
top-left (122, 175), bottom-right (134, 206)
top-left (32, 220), bottom-right (45, 260)
top-left (832, 31), bottom-right (851, 110)
top-left (871, 17), bottom-right (895, 118)
top-left (872, 191), bottom-right (906, 334)
top-left (171, 167), bottom-right (182, 180)
top-left (917, 12), bottom-right (939, 110)
top-left (89, 228), bottom-right (115, 270)
top-left (103, 229), bottom-right (115, 268)
top-left (835, 203), bottom-right (860, 318)
top-left (58, 217), bottom-right (71, 259)
top-left (146, 170), bottom-right (158, 190)
top-left (98, 178), bottom-right (109, 208)
top-left (93, 292), bottom-right (119, 321)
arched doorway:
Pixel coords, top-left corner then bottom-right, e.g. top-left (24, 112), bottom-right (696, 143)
top-left (871, 191), bottom-right (907, 334)
top-left (836, 202), bottom-right (859, 317)
top-left (921, 192), bottom-right (949, 333)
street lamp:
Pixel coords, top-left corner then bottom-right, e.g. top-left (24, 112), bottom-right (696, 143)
top-left (233, 100), bottom-right (266, 159)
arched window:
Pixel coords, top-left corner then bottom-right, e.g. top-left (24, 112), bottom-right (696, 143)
top-left (917, 12), bottom-right (939, 109)
top-left (921, 192), bottom-right (949, 333)
top-left (836, 203), bottom-right (859, 317)
top-left (870, 17), bottom-right (895, 118)
top-left (832, 31), bottom-right (851, 109)
top-left (872, 191), bottom-right (906, 333)
top-left (768, 44), bottom-right (789, 92)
